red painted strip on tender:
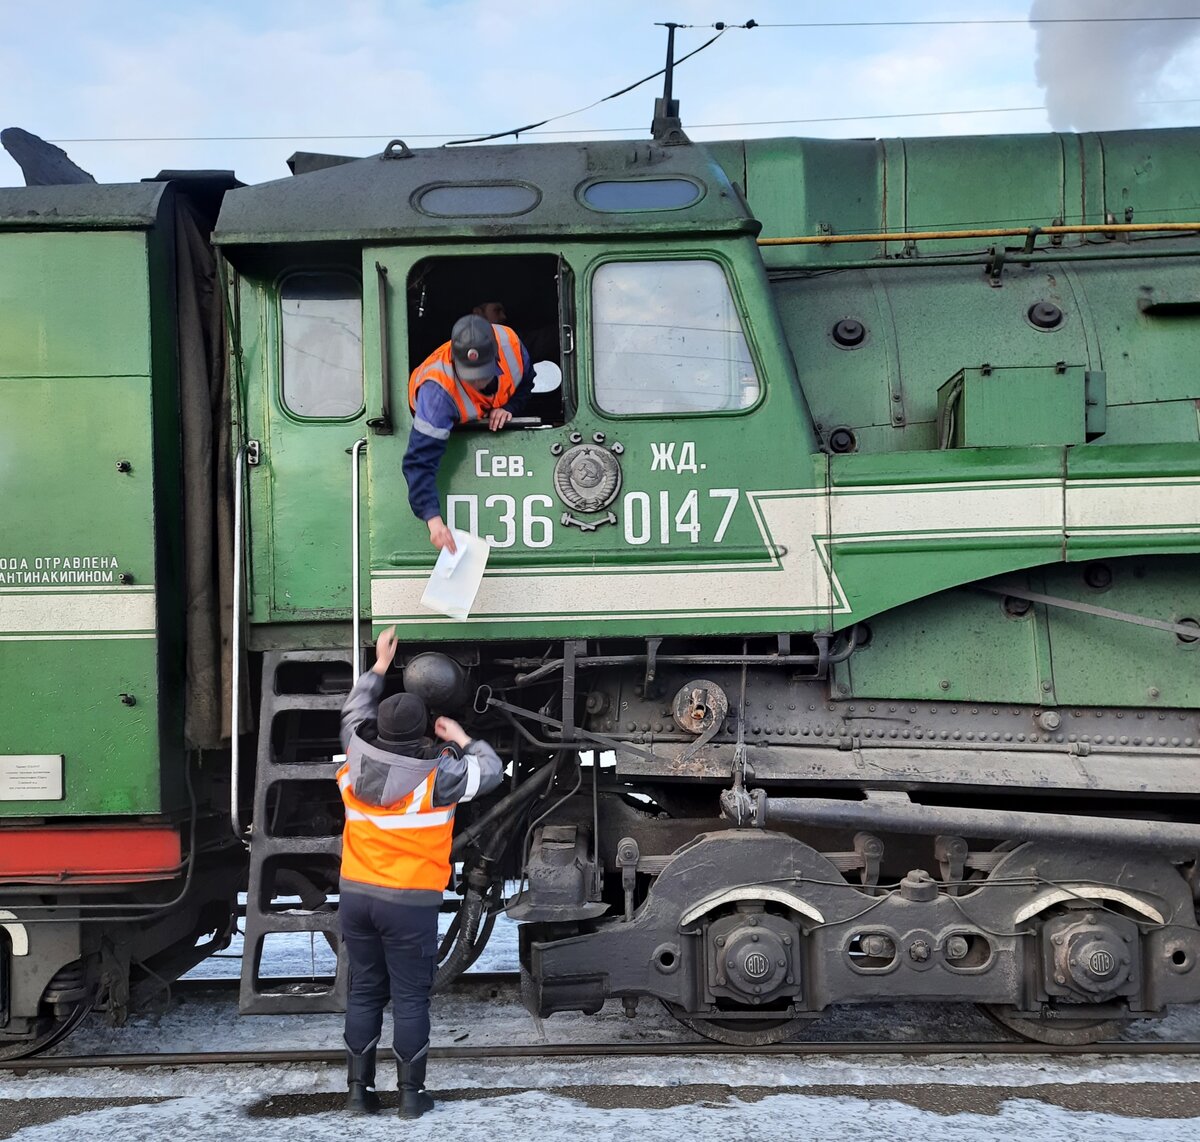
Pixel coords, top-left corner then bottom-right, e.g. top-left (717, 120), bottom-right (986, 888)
top-left (0, 826), bottom-right (181, 879)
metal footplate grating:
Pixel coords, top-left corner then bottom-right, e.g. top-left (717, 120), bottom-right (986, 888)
top-left (239, 649), bottom-right (355, 1015)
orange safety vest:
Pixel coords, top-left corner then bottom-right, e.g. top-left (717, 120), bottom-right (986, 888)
top-left (336, 761), bottom-right (456, 894)
top-left (407, 323), bottom-right (524, 423)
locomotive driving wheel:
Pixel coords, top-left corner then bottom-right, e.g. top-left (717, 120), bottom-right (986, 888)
top-left (981, 1004), bottom-right (1124, 1046)
top-left (663, 1002), bottom-right (808, 1047)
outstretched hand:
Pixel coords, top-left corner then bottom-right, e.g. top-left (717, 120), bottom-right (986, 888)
top-left (427, 516), bottom-right (457, 554)
top-left (488, 407), bottom-right (512, 431)
top-left (434, 716), bottom-right (471, 748)
top-left (371, 626), bottom-right (398, 676)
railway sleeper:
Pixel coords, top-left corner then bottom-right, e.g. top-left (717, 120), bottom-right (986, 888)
top-left (521, 830), bottom-right (1200, 1045)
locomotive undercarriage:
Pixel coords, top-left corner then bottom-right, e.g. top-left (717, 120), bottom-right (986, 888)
top-left (436, 633), bottom-right (1200, 1045)
top-left (0, 855), bottom-right (242, 1059)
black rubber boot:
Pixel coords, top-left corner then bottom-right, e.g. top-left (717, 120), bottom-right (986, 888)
top-left (345, 1035), bottom-right (381, 1115)
top-left (396, 1046), bottom-right (435, 1119)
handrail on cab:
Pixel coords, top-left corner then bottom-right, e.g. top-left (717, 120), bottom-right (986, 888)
top-left (230, 443), bottom-right (248, 845)
top-left (351, 438), bottom-right (368, 683)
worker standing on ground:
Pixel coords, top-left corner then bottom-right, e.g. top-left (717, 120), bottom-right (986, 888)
top-left (404, 313), bottom-right (535, 554)
top-left (336, 625), bottom-right (504, 1117)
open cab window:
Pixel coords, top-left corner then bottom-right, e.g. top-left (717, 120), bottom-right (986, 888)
top-left (591, 259), bottom-right (760, 415)
top-left (406, 253), bottom-right (569, 427)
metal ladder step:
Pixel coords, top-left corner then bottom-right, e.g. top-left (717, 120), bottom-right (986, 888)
top-left (239, 648), bottom-right (356, 1015)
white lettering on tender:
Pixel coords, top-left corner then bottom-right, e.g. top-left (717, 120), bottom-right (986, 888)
top-left (445, 489), bottom-right (741, 550)
top-left (474, 451), bottom-right (528, 478)
top-left (0, 554), bottom-right (122, 585)
top-left (650, 442), bottom-right (675, 471)
top-left (449, 495), bottom-right (554, 549)
top-left (619, 489), bottom-right (741, 547)
top-left (649, 441), bottom-right (701, 474)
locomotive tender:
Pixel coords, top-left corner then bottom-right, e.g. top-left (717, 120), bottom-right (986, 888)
top-left (2, 118), bottom-right (1200, 1055)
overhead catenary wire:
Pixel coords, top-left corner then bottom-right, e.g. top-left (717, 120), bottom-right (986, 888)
top-left (682, 16), bottom-right (1200, 28)
top-left (440, 23), bottom-right (734, 145)
top-left (41, 98), bottom-right (1200, 146)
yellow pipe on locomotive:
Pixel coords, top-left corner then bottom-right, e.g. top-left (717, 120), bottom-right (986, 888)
top-left (758, 222), bottom-right (1200, 245)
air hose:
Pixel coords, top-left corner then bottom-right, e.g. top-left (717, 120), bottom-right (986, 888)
top-left (435, 759), bottom-right (560, 991)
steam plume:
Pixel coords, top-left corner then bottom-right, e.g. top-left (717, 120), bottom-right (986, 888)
top-left (1031, 0), bottom-right (1200, 131)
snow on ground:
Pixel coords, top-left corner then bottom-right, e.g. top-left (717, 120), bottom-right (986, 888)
top-left (7, 900), bottom-right (1200, 1139)
top-left (4, 1085), bottom-right (1200, 1142)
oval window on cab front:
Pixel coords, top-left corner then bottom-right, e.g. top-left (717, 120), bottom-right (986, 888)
top-left (582, 179), bottom-right (702, 211)
top-left (416, 183), bottom-right (541, 217)
top-left (280, 273), bottom-right (363, 419)
top-left (591, 260), bottom-right (760, 415)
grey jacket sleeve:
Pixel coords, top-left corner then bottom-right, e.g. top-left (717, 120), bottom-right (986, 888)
top-left (340, 671), bottom-right (385, 752)
top-left (431, 738), bottom-right (505, 807)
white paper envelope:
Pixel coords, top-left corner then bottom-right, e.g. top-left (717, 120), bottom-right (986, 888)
top-left (420, 530), bottom-right (489, 620)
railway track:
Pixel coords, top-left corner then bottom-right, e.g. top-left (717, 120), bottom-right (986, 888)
top-left (7, 1039), bottom-right (1200, 1072)
top-left (171, 970), bottom-right (516, 996)
top-left (6, 971), bottom-right (1194, 1070)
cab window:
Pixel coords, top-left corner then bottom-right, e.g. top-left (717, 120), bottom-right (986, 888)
top-left (280, 272), bottom-right (363, 418)
top-left (592, 260), bottom-right (759, 415)
top-left (406, 253), bottom-right (569, 426)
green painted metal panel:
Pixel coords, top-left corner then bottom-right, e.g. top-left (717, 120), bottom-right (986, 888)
top-left (0, 373), bottom-right (161, 815)
top-left (0, 639), bottom-right (159, 815)
top-left (771, 263), bottom-right (1093, 452)
top-left (1099, 130), bottom-right (1200, 224)
top-left (937, 366), bottom-right (1086, 448)
top-left (0, 231), bottom-right (152, 378)
top-left (899, 134), bottom-right (1068, 236)
top-left (836, 557), bottom-right (1200, 708)
top-left (836, 587), bottom-right (1044, 704)
top-left (0, 377), bottom-right (157, 572)
top-left (736, 137), bottom-right (884, 260)
top-left (1066, 258), bottom-right (1200, 410)
top-left (1103, 399), bottom-right (1200, 446)
top-left (1039, 557), bottom-right (1200, 708)
top-left (237, 272), bottom-right (368, 620)
top-left (0, 222), bottom-right (166, 817)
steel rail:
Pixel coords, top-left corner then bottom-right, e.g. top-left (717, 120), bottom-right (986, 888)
top-left (8, 1040), bottom-right (1200, 1072)
top-left (172, 971), bottom-right (516, 995)
top-left (758, 222), bottom-right (1200, 246)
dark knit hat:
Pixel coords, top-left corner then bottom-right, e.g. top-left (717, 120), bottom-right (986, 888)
top-left (376, 692), bottom-right (428, 748)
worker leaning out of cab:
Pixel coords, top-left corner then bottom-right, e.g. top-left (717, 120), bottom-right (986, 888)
top-left (403, 313), bottom-right (535, 554)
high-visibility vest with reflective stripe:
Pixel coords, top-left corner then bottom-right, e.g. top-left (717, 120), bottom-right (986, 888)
top-left (336, 762), bottom-right (456, 893)
top-left (407, 324), bottom-right (523, 422)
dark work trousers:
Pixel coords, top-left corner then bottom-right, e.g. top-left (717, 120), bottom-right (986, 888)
top-left (339, 890), bottom-right (439, 1060)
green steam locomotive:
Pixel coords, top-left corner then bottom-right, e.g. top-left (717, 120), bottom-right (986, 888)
top-left (2, 110), bottom-right (1199, 1056)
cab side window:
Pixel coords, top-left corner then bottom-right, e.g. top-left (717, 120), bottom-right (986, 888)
top-left (280, 272), bottom-right (363, 418)
top-left (592, 260), bottom-right (760, 415)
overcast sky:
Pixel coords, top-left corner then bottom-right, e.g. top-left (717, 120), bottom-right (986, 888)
top-left (3, 0), bottom-right (1200, 187)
